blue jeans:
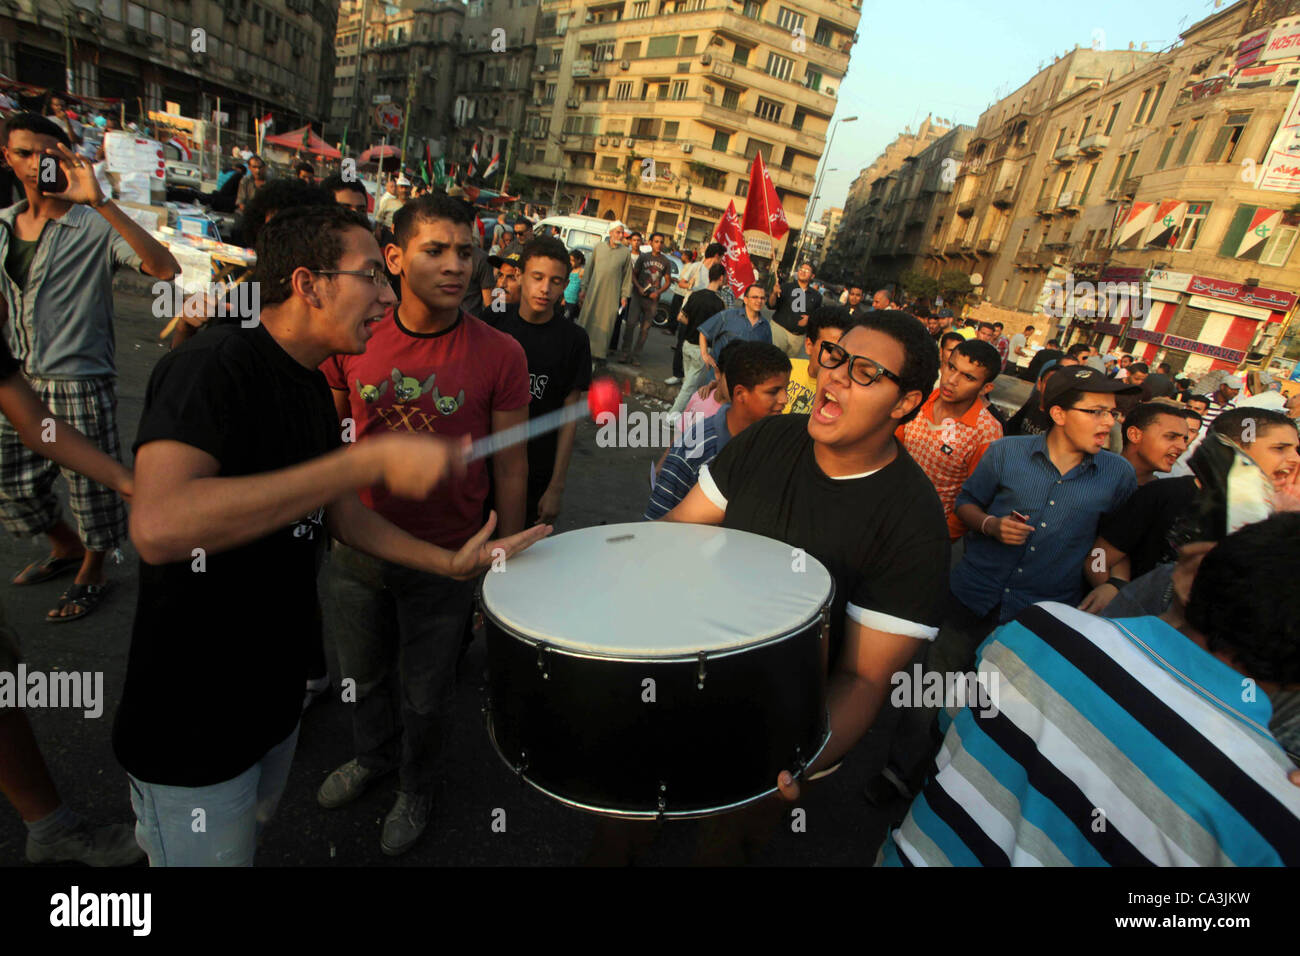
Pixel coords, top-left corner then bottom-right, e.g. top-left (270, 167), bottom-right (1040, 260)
top-left (325, 544), bottom-right (476, 795)
top-left (127, 723), bottom-right (299, 867)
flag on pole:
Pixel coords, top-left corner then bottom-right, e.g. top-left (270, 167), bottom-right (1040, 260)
top-left (713, 201), bottom-right (758, 298)
top-left (468, 143), bottom-right (479, 178)
top-left (741, 151), bottom-right (789, 240)
top-left (300, 124), bottom-right (311, 150)
top-left (577, 195), bottom-right (590, 215)
top-left (484, 150), bottom-right (501, 179)
top-left (257, 113), bottom-right (274, 136)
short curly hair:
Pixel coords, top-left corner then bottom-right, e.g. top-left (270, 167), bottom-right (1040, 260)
top-left (253, 206), bottom-right (374, 307)
top-left (1186, 512), bottom-right (1300, 683)
top-left (844, 308), bottom-right (940, 425)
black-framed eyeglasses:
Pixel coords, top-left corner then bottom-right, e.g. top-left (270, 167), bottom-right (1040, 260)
top-left (1068, 406), bottom-right (1118, 421)
top-left (312, 267), bottom-right (391, 288)
top-left (818, 340), bottom-right (902, 388)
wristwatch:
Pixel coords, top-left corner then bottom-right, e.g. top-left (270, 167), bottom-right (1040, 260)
top-left (1105, 577), bottom-right (1128, 591)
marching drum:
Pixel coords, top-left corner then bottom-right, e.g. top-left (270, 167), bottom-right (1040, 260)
top-left (480, 522), bottom-right (833, 819)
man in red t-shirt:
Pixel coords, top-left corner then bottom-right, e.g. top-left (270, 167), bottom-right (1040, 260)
top-left (317, 194), bottom-right (531, 856)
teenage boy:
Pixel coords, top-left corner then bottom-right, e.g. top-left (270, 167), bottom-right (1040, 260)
top-left (934, 332), bottom-right (964, 390)
top-left (113, 206), bottom-right (547, 866)
top-left (784, 305), bottom-right (852, 416)
top-left (665, 311), bottom-right (948, 803)
top-left (898, 339), bottom-right (1004, 539)
top-left (619, 232), bottom-right (672, 365)
top-left (1117, 401), bottom-right (1190, 486)
top-left (316, 196), bottom-right (533, 856)
top-left (0, 114), bottom-right (179, 621)
top-left (645, 342), bottom-right (790, 519)
top-left (489, 236), bottom-right (592, 525)
top-left (489, 251), bottom-right (523, 309)
top-left (882, 514), bottom-right (1300, 866)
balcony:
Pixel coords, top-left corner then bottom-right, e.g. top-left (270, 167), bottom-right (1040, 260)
top-left (1056, 190), bottom-right (1081, 214)
top-left (976, 237), bottom-right (1000, 254)
top-left (956, 198), bottom-right (976, 218)
top-left (1078, 132), bottom-right (1109, 155)
top-left (1013, 249), bottom-right (1041, 270)
top-left (944, 240), bottom-right (966, 257)
top-left (1034, 200), bottom-right (1058, 219)
top-left (1119, 176), bottom-right (1139, 199)
top-left (1052, 144), bottom-right (1080, 165)
top-left (714, 11), bottom-right (850, 72)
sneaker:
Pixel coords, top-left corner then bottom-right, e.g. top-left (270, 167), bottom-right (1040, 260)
top-left (664, 376), bottom-right (681, 385)
top-left (317, 758), bottom-right (393, 810)
top-left (26, 821), bottom-right (145, 867)
top-left (380, 791), bottom-right (432, 856)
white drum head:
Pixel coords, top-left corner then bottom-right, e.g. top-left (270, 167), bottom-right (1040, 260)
top-left (481, 522), bottom-right (833, 657)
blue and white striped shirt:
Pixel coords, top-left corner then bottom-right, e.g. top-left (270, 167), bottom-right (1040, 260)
top-left (951, 433), bottom-right (1136, 623)
top-left (644, 406), bottom-right (732, 520)
top-left (880, 604), bottom-right (1300, 866)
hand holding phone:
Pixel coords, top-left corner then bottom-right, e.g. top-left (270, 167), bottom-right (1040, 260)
top-left (994, 510), bottom-right (1033, 546)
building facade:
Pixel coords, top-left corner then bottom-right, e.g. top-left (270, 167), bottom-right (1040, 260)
top-left (2, 0), bottom-right (340, 148)
top-left (514, 0), bottom-right (861, 267)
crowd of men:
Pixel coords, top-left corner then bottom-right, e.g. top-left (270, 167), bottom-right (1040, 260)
top-left (0, 111), bottom-right (1296, 869)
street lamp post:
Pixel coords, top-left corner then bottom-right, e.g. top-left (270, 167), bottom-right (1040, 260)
top-left (796, 115), bottom-right (857, 266)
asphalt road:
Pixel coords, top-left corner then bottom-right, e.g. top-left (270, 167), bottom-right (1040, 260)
top-left (0, 292), bottom-right (909, 867)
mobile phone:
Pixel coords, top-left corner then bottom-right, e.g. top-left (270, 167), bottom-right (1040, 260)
top-left (1011, 510), bottom-right (1030, 524)
top-left (37, 154), bottom-right (69, 195)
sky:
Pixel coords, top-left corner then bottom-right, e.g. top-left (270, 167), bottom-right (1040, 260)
top-left (818, 0), bottom-right (1214, 214)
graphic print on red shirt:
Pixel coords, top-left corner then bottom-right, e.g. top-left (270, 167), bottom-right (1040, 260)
top-left (321, 306), bottom-right (530, 548)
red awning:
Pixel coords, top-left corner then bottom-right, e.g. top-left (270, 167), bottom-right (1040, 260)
top-left (262, 125), bottom-right (342, 160)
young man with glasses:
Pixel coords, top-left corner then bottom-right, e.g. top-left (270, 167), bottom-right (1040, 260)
top-left (661, 312), bottom-right (948, 861)
top-left (668, 283), bottom-right (771, 417)
top-left (114, 206), bottom-right (547, 865)
top-left (316, 195), bottom-right (533, 856)
top-left (501, 218), bottom-right (534, 259)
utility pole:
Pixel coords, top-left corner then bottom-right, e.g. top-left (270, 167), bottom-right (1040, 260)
top-left (346, 0), bottom-right (372, 155)
top-left (399, 62), bottom-right (416, 167)
top-left (62, 5), bottom-right (74, 94)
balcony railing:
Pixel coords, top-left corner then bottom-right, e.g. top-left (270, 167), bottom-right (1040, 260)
top-left (977, 237), bottom-right (1000, 253)
top-left (1052, 144), bottom-right (1080, 165)
top-left (992, 184), bottom-right (1016, 208)
top-left (1078, 132), bottom-right (1109, 155)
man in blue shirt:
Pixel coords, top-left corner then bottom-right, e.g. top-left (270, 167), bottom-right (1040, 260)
top-left (645, 342), bottom-right (789, 519)
top-left (668, 283), bottom-right (771, 417)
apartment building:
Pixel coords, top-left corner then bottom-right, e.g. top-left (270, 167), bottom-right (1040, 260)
top-left (821, 204), bottom-right (843, 249)
top-left (926, 0), bottom-right (1300, 378)
top-left (330, 0), bottom-right (464, 155)
top-left (1, 0), bottom-right (339, 140)
top-left (823, 114), bottom-right (953, 277)
top-left (514, 0), bottom-right (861, 266)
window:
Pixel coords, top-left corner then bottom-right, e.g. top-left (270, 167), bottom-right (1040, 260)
top-left (1079, 115), bottom-right (1092, 139)
top-left (1134, 88), bottom-right (1151, 124)
top-left (712, 130), bottom-right (730, 151)
top-left (679, 36), bottom-right (697, 56)
top-left (633, 117), bottom-right (658, 138)
top-left (1123, 151), bottom-right (1139, 181)
top-left (741, 0), bottom-right (762, 19)
top-left (656, 83), bottom-right (669, 99)
top-left (663, 121), bottom-right (679, 141)
top-left (754, 97), bottom-right (782, 122)
top-left (736, 178), bottom-right (749, 197)
top-left (600, 156), bottom-right (620, 172)
top-left (804, 69), bottom-right (822, 91)
top-left (1175, 118), bottom-right (1202, 166)
top-left (102, 0), bottom-right (122, 21)
top-left (1156, 124), bottom-right (1181, 169)
top-left (721, 88), bottom-right (739, 110)
top-left (1173, 201), bottom-right (1210, 251)
top-left (1103, 102), bottom-right (1120, 135)
top-left (1035, 176), bottom-right (1050, 203)
top-left (552, 47), bottom-right (563, 66)
top-left (615, 81), bottom-right (632, 100)
top-left (1107, 153), bottom-right (1127, 192)
top-left (669, 80), bottom-right (687, 100)
top-left (1145, 82), bottom-right (1166, 123)
top-left (744, 138), bottom-right (773, 161)
top-left (732, 45), bottom-right (751, 67)
top-left (632, 0), bottom-right (649, 16)
top-left (1262, 220), bottom-right (1299, 267)
top-left (1078, 163), bottom-right (1098, 202)
top-left (765, 52), bottom-right (793, 82)
top-left (791, 108), bottom-right (806, 131)
top-left (623, 41), bottom-right (641, 59)
top-left (647, 35), bottom-right (679, 57)
top-left (595, 41), bottom-right (615, 60)
top-left (126, 1), bottom-right (145, 28)
top-left (1207, 111), bottom-right (1250, 163)
top-left (776, 7), bottom-right (804, 32)
top-left (170, 18), bottom-right (185, 45)
top-left (1054, 127), bottom-right (1067, 149)
top-left (544, 82), bottom-right (556, 103)
top-left (814, 26), bottom-right (832, 45)
top-left (779, 149), bottom-right (794, 170)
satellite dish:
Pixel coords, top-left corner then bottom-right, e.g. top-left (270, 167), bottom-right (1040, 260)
top-left (970, 272), bottom-right (984, 286)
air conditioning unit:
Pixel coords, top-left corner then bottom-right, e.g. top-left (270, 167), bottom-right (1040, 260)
top-left (682, 143), bottom-right (693, 153)
top-left (605, 51), bottom-right (615, 61)
top-left (585, 13), bottom-right (594, 21)
top-left (824, 86), bottom-right (836, 96)
top-left (558, 134), bottom-right (568, 144)
top-left (537, 64), bottom-right (547, 73)
top-left (599, 137), bottom-right (608, 146)
top-left (566, 98), bottom-right (580, 108)
top-left (700, 53), bottom-right (712, 65)
top-left (625, 138), bottom-right (634, 147)
top-left (620, 59), bottom-right (631, 70)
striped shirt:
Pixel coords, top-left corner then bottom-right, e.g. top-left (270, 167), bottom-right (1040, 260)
top-left (950, 434), bottom-right (1137, 623)
top-left (1202, 395), bottom-right (1236, 433)
top-left (644, 406), bottom-right (732, 520)
top-left (879, 603), bottom-right (1300, 866)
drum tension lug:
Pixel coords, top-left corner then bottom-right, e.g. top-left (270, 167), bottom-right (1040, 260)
top-left (514, 751), bottom-right (528, 777)
top-left (696, 652), bottom-right (707, 690)
top-left (536, 642), bottom-right (550, 680)
top-left (656, 782), bottom-right (667, 818)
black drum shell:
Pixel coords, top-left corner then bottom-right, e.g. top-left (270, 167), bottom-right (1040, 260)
top-left (483, 613), bottom-right (830, 818)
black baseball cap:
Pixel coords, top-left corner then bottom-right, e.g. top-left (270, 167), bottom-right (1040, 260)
top-left (1042, 365), bottom-right (1141, 411)
top-left (489, 251), bottom-right (522, 269)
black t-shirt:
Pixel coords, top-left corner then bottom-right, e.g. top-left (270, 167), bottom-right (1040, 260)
top-left (1007, 389), bottom-right (1053, 436)
top-left (489, 306), bottom-right (592, 494)
top-left (1098, 475), bottom-right (1199, 579)
top-left (112, 323), bottom-right (342, 787)
top-left (705, 414), bottom-right (949, 664)
top-left (771, 283), bottom-right (823, 334)
top-left (681, 288), bottom-right (726, 341)
top-left (1025, 348), bottom-right (1063, 382)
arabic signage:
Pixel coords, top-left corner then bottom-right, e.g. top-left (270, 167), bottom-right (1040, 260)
top-left (1187, 274), bottom-right (1295, 311)
top-left (1128, 328), bottom-right (1165, 344)
top-left (1093, 322), bottom-right (1126, 336)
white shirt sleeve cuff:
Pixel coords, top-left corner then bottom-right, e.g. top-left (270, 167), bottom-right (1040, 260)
top-left (697, 463), bottom-right (728, 512)
top-left (847, 602), bottom-right (940, 641)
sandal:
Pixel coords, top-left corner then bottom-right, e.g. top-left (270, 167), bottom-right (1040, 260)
top-left (46, 581), bottom-right (111, 623)
top-left (12, 553), bottom-right (83, 586)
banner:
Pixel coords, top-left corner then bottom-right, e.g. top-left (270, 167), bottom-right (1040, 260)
top-left (740, 152), bottom-right (789, 240)
top-left (712, 201), bottom-right (757, 298)
top-left (1257, 78), bottom-right (1300, 192)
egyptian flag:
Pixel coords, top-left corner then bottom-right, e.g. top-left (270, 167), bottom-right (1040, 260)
top-left (468, 143), bottom-right (479, 178)
top-left (712, 201), bottom-right (758, 298)
top-left (483, 150), bottom-right (501, 179)
top-left (577, 195), bottom-right (590, 215)
top-left (1234, 207), bottom-right (1282, 260)
top-left (740, 151), bottom-right (789, 239)
top-left (1113, 201), bottom-right (1155, 248)
top-left (256, 112), bottom-right (273, 135)
top-left (1142, 199), bottom-right (1186, 248)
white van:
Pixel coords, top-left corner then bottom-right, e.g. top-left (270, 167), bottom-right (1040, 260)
top-left (537, 215), bottom-right (615, 257)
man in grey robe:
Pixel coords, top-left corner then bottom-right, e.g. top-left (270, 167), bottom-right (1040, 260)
top-left (578, 221), bottom-right (633, 362)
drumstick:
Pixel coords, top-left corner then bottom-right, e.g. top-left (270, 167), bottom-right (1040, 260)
top-left (465, 377), bottom-right (622, 463)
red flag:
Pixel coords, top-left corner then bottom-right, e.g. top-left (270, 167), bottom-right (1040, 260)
top-left (713, 201), bottom-right (757, 299)
top-left (741, 152), bottom-right (789, 240)
top-left (577, 195), bottom-right (589, 215)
